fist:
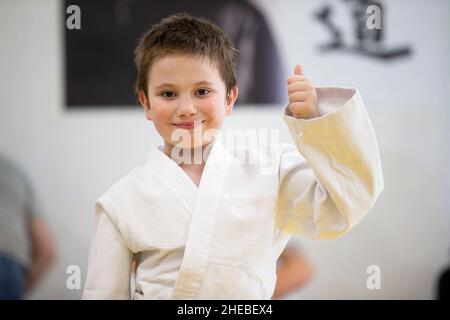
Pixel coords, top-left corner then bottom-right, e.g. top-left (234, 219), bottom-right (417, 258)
top-left (287, 65), bottom-right (319, 119)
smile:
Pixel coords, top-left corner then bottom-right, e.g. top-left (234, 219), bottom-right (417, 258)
top-left (172, 120), bottom-right (206, 129)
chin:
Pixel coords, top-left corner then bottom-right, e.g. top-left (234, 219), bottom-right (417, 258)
top-left (169, 126), bottom-right (220, 148)
top-left (178, 139), bottom-right (211, 150)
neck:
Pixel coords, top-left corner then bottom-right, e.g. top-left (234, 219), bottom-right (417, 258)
top-left (163, 141), bottom-right (215, 166)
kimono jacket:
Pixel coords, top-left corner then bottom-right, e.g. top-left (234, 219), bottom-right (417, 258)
top-left (82, 87), bottom-right (384, 300)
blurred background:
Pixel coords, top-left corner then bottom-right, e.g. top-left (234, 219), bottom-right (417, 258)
top-left (0, 0), bottom-right (449, 299)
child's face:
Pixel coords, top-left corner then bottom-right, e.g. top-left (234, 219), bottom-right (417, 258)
top-left (139, 54), bottom-right (238, 151)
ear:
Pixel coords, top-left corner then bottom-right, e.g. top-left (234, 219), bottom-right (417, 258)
top-left (138, 90), bottom-right (153, 121)
top-left (225, 86), bottom-right (239, 115)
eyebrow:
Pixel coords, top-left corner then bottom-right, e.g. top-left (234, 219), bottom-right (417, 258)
top-left (154, 81), bottom-right (214, 90)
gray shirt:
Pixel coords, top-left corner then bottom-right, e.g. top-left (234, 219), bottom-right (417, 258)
top-left (0, 155), bottom-right (37, 267)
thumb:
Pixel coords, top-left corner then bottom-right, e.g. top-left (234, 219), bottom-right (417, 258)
top-left (294, 64), bottom-right (303, 75)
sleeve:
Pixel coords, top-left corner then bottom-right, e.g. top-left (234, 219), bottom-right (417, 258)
top-left (82, 198), bottom-right (133, 299)
top-left (276, 87), bottom-right (384, 239)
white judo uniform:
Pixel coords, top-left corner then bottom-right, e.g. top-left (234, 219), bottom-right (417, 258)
top-left (82, 87), bottom-right (384, 300)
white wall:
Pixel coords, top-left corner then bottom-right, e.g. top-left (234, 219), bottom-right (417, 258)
top-left (0, 0), bottom-right (449, 299)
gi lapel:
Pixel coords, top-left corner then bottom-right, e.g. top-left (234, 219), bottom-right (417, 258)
top-left (171, 137), bottom-right (233, 299)
top-left (144, 145), bottom-right (198, 214)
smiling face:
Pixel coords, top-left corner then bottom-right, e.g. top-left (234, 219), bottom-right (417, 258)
top-left (139, 54), bottom-right (238, 154)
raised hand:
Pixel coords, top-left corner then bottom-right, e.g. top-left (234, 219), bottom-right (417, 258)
top-left (286, 64), bottom-right (319, 119)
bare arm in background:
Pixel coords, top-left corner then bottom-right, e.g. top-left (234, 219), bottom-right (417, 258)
top-left (24, 217), bottom-right (56, 293)
top-left (272, 246), bottom-right (314, 299)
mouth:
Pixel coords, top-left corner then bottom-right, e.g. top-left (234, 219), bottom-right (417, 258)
top-left (172, 120), bottom-right (206, 129)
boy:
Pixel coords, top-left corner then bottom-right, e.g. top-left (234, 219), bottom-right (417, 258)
top-left (83, 13), bottom-right (383, 299)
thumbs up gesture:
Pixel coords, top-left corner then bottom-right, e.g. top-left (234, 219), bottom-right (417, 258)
top-left (287, 65), bottom-right (319, 119)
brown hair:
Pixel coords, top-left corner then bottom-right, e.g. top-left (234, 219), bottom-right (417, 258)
top-left (134, 13), bottom-right (239, 98)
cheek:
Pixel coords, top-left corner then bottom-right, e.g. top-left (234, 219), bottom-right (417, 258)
top-left (151, 104), bottom-right (173, 122)
top-left (201, 98), bottom-right (226, 120)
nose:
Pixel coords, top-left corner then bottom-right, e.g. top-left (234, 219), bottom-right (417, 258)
top-left (176, 95), bottom-right (197, 117)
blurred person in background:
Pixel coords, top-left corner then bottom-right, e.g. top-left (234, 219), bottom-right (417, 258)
top-left (437, 250), bottom-right (450, 300)
top-left (272, 243), bottom-right (314, 299)
top-left (0, 154), bottom-right (56, 299)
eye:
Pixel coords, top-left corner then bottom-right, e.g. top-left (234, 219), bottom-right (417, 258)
top-left (196, 88), bottom-right (211, 96)
top-left (160, 91), bottom-right (175, 98)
